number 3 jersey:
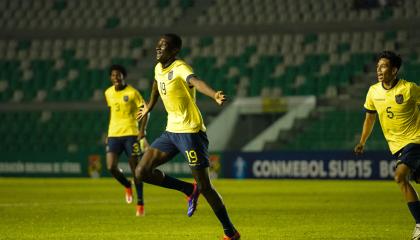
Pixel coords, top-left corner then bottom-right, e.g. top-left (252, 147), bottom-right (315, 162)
top-left (154, 59), bottom-right (206, 133)
top-left (105, 84), bottom-right (144, 137)
top-left (364, 79), bottom-right (420, 154)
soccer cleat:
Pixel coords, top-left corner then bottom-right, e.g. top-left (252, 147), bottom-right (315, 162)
top-left (125, 186), bottom-right (133, 204)
top-left (187, 182), bottom-right (200, 217)
top-left (412, 225), bottom-right (420, 240)
top-left (136, 204), bottom-right (145, 217)
top-left (223, 230), bottom-right (241, 240)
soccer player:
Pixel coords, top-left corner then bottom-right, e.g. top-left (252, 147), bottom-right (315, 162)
top-left (105, 64), bottom-right (149, 216)
top-left (354, 51), bottom-right (420, 240)
top-left (135, 34), bottom-right (240, 240)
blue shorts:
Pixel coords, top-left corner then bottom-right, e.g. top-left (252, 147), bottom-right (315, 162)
top-left (106, 136), bottom-right (142, 157)
top-left (395, 143), bottom-right (420, 170)
top-left (151, 131), bottom-right (210, 169)
top-left (395, 143), bottom-right (420, 181)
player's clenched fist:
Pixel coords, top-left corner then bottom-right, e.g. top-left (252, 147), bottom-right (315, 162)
top-left (138, 137), bottom-right (149, 152)
top-left (354, 143), bottom-right (364, 155)
top-left (214, 91), bottom-right (227, 106)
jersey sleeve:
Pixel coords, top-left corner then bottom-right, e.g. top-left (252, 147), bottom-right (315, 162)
top-left (104, 90), bottom-right (111, 107)
top-left (177, 63), bottom-right (196, 84)
top-left (363, 87), bottom-right (376, 112)
top-left (410, 82), bottom-right (420, 104)
top-left (133, 89), bottom-right (144, 108)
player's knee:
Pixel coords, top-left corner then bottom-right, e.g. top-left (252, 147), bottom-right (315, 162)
top-left (394, 171), bottom-right (409, 185)
top-left (135, 164), bottom-right (150, 182)
top-left (107, 164), bottom-right (118, 174)
top-left (134, 165), bottom-right (144, 181)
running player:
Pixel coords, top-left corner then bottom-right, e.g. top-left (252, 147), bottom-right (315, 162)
top-left (105, 64), bottom-right (149, 216)
top-left (354, 51), bottom-right (420, 240)
top-left (135, 34), bottom-right (240, 239)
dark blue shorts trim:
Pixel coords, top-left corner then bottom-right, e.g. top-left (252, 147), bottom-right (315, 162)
top-left (151, 131), bottom-right (210, 169)
top-left (106, 136), bottom-right (141, 157)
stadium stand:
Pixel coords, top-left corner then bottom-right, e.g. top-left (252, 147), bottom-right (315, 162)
top-left (197, 0), bottom-right (420, 25)
top-left (0, 0), bottom-right (194, 30)
top-left (0, 30), bottom-right (410, 102)
top-left (265, 109), bottom-right (388, 151)
top-left (1, 0), bottom-right (419, 154)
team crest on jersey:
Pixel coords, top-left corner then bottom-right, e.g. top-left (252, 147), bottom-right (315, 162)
top-left (395, 94), bottom-right (404, 104)
top-left (123, 95), bottom-right (129, 102)
top-left (168, 71), bottom-right (173, 80)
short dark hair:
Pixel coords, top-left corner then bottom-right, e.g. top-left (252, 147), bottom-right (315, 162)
top-left (109, 64), bottom-right (127, 78)
top-left (162, 33), bottom-right (182, 50)
top-left (377, 51), bottom-right (402, 70)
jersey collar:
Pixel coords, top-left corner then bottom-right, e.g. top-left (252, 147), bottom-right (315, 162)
top-left (114, 84), bottom-right (127, 91)
top-left (161, 58), bottom-right (178, 70)
top-left (382, 78), bottom-right (399, 90)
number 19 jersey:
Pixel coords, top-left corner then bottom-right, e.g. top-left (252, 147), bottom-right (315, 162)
top-left (154, 59), bottom-right (206, 133)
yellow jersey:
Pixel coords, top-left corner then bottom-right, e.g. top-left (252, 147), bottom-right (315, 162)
top-left (364, 79), bottom-right (420, 154)
top-left (154, 59), bottom-right (206, 133)
top-left (105, 84), bottom-right (144, 137)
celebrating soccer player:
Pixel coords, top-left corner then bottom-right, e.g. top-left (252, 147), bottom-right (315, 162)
top-left (105, 64), bottom-right (149, 216)
top-left (135, 34), bottom-right (240, 240)
top-left (354, 51), bottom-right (420, 240)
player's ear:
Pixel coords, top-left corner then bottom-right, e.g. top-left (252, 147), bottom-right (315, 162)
top-left (172, 47), bottom-right (180, 56)
top-left (392, 67), bottom-right (398, 75)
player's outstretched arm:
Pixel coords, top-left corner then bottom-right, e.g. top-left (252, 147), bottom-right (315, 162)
top-left (189, 77), bottom-right (227, 106)
top-left (137, 81), bottom-right (159, 120)
top-left (354, 112), bottom-right (376, 155)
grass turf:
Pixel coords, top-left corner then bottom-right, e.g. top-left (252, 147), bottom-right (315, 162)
top-left (0, 178), bottom-right (414, 239)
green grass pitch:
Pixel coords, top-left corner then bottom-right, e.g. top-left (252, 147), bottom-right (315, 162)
top-left (0, 178), bottom-right (414, 239)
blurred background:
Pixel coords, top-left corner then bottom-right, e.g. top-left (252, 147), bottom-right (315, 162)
top-left (0, 0), bottom-right (419, 179)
